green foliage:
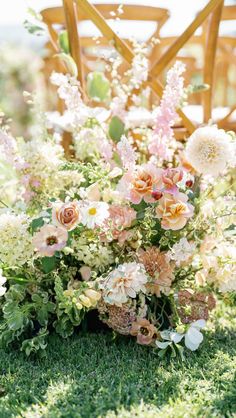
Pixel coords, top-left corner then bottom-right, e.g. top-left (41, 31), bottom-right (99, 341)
top-left (109, 116), bottom-right (125, 142)
top-left (41, 256), bottom-right (56, 274)
top-left (54, 277), bottom-right (85, 330)
top-left (31, 292), bottom-right (55, 326)
top-left (87, 71), bottom-right (111, 102)
top-left (21, 327), bottom-right (48, 356)
top-left (59, 30), bottom-right (70, 54)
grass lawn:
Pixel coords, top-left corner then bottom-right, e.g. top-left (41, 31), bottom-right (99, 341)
top-left (0, 303), bottom-right (235, 418)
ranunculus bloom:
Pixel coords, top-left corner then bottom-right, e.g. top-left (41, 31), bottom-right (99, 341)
top-left (162, 168), bottom-right (183, 193)
top-left (33, 224), bottom-right (68, 257)
top-left (130, 318), bottom-right (158, 345)
top-left (52, 201), bottom-right (81, 231)
top-left (155, 192), bottom-right (194, 230)
top-left (118, 163), bottom-right (163, 204)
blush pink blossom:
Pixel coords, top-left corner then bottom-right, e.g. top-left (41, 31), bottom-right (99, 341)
top-left (149, 62), bottom-right (185, 159)
top-left (117, 135), bottom-right (137, 170)
top-left (162, 168), bottom-right (183, 193)
top-left (33, 224), bottom-right (68, 257)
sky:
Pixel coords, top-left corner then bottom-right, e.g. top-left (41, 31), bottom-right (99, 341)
top-left (0, 0), bottom-right (235, 47)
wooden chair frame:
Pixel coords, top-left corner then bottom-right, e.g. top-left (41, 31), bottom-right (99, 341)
top-left (42, 0), bottom-right (224, 135)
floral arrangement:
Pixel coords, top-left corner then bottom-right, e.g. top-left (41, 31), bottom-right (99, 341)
top-left (0, 50), bottom-right (235, 357)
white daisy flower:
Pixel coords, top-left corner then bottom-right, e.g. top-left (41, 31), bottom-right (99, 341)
top-left (185, 126), bottom-right (234, 176)
top-left (80, 201), bottom-right (109, 229)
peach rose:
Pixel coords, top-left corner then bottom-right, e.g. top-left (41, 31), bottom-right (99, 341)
top-left (155, 192), bottom-right (194, 230)
top-left (117, 164), bottom-right (163, 204)
top-left (52, 201), bottom-right (81, 231)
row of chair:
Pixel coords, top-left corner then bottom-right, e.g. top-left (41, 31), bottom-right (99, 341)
top-left (41, 0), bottom-right (236, 142)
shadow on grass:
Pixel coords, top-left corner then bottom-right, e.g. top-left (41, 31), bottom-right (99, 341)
top-left (0, 308), bottom-right (235, 418)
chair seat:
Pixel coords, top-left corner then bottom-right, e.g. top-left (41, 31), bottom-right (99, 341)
top-left (182, 104), bottom-right (236, 125)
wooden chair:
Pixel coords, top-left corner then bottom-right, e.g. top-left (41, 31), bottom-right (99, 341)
top-left (159, 3), bottom-right (236, 131)
top-left (42, 0), bottom-right (224, 145)
top-left (41, 3), bottom-right (170, 91)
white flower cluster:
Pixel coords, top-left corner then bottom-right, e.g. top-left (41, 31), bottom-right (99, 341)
top-left (167, 238), bottom-right (196, 267)
top-left (0, 212), bottom-right (34, 267)
top-left (74, 126), bottom-right (112, 162)
top-left (72, 232), bottom-right (114, 271)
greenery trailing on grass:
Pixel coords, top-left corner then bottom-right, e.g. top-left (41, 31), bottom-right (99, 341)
top-left (0, 302), bottom-right (235, 418)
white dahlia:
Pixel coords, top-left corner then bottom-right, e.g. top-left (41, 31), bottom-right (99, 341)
top-left (100, 262), bottom-right (148, 306)
top-left (185, 126), bottom-right (233, 176)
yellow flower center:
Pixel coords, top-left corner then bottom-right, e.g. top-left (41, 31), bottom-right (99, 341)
top-left (88, 207), bottom-right (97, 216)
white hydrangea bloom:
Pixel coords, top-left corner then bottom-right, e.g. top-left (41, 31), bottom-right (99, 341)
top-left (167, 238), bottom-right (196, 267)
top-left (185, 126), bottom-right (234, 176)
top-left (0, 213), bottom-right (34, 267)
top-left (72, 232), bottom-right (113, 271)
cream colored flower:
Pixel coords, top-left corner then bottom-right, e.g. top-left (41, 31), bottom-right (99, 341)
top-left (185, 126), bottom-right (233, 176)
top-left (100, 262), bottom-right (148, 306)
top-left (0, 212), bottom-right (33, 267)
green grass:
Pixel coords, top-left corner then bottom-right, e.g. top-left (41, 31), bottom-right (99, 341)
top-left (0, 303), bottom-right (235, 418)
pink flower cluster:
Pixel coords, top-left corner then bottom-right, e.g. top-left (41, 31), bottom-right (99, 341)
top-left (149, 62), bottom-right (185, 159)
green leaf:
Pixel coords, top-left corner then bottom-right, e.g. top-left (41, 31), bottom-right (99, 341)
top-left (4, 306), bottom-right (24, 331)
top-left (109, 116), bottom-right (125, 142)
top-left (59, 30), bottom-right (70, 54)
top-left (21, 328), bottom-right (48, 357)
top-left (42, 257), bottom-right (56, 274)
top-left (87, 72), bottom-right (111, 102)
top-left (31, 217), bottom-right (44, 233)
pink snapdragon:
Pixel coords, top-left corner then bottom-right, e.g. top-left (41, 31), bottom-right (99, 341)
top-left (149, 62), bottom-right (185, 159)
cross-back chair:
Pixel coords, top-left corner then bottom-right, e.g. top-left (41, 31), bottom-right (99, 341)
top-left (159, 3), bottom-right (236, 131)
top-left (41, 0), bottom-right (224, 149)
top-left (41, 3), bottom-right (170, 90)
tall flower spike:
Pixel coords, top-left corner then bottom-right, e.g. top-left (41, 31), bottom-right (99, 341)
top-left (117, 135), bottom-right (137, 170)
top-left (0, 130), bottom-right (26, 170)
top-left (149, 62), bottom-right (185, 160)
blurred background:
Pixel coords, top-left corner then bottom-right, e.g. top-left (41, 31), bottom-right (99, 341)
top-left (0, 0), bottom-right (236, 137)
